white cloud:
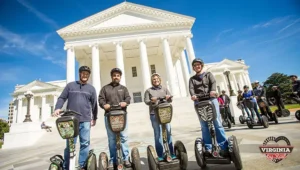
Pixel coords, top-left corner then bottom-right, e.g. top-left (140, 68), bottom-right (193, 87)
top-left (215, 29), bottom-right (233, 42)
top-left (277, 18), bottom-right (300, 34)
top-left (252, 15), bottom-right (292, 29)
top-left (17, 0), bottom-right (59, 29)
top-left (0, 26), bottom-right (65, 68)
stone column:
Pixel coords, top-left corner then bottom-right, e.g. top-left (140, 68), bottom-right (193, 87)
top-left (90, 44), bottom-right (101, 96)
top-left (161, 37), bottom-right (177, 95)
top-left (238, 73), bottom-right (245, 89)
top-left (180, 49), bottom-right (190, 96)
top-left (114, 41), bottom-right (126, 86)
top-left (222, 74), bottom-right (229, 93)
top-left (231, 73), bottom-right (238, 92)
top-left (65, 46), bottom-right (75, 83)
top-left (53, 94), bottom-right (58, 107)
top-left (245, 72), bottom-right (253, 90)
top-left (185, 34), bottom-right (196, 66)
top-left (41, 95), bottom-right (46, 121)
top-left (138, 38), bottom-right (151, 92)
top-left (17, 97), bottom-right (23, 123)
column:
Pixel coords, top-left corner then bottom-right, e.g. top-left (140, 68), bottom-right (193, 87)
top-left (245, 72), bottom-right (253, 90)
top-left (161, 37), bottom-right (177, 95)
top-left (185, 34), bottom-right (196, 66)
top-left (17, 97), bottom-right (23, 123)
top-left (53, 94), bottom-right (58, 108)
top-left (243, 72), bottom-right (252, 90)
top-left (41, 95), bottom-right (46, 121)
top-left (30, 96), bottom-right (34, 121)
top-left (91, 44), bottom-right (101, 96)
top-left (222, 74), bottom-right (229, 93)
top-left (238, 73), bottom-right (245, 88)
top-left (231, 73), bottom-right (238, 92)
top-left (65, 46), bottom-right (75, 83)
top-left (138, 38), bottom-right (151, 92)
top-left (114, 41), bottom-right (126, 86)
top-left (180, 49), bottom-right (190, 96)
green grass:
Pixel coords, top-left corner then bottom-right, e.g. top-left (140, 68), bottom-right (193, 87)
top-left (0, 141), bottom-right (3, 149)
top-left (270, 104), bottom-right (300, 112)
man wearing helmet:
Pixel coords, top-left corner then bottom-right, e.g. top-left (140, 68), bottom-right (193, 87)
top-left (289, 75), bottom-right (300, 103)
top-left (53, 66), bottom-right (98, 170)
top-left (98, 68), bottom-right (131, 168)
top-left (253, 81), bottom-right (273, 118)
top-left (189, 58), bottom-right (229, 156)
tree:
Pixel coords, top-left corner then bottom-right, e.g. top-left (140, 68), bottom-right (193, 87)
top-left (263, 73), bottom-right (293, 104)
top-left (0, 120), bottom-right (9, 140)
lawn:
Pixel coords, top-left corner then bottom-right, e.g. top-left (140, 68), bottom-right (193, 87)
top-left (269, 104), bottom-right (300, 112)
top-left (0, 141), bottom-right (3, 149)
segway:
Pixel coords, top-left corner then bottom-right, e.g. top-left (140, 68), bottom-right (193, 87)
top-left (48, 109), bottom-right (97, 170)
top-left (295, 110), bottom-right (300, 121)
top-left (147, 96), bottom-right (188, 170)
top-left (237, 102), bottom-right (247, 124)
top-left (98, 104), bottom-right (141, 170)
top-left (243, 98), bottom-right (269, 129)
top-left (193, 94), bottom-right (243, 170)
top-left (220, 105), bottom-right (232, 128)
top-left (258, 99), bottom-right (278, 124)
top-left (274, 107), bottom-right (290, 117)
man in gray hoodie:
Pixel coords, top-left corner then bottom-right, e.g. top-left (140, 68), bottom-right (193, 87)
top-left (189, 58), bottom-right (229, 156)
top-left (53, 66), bottom-right (98, 170)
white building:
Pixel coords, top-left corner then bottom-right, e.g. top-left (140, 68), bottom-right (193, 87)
top-left (8, 1), bottom-right (253, 125)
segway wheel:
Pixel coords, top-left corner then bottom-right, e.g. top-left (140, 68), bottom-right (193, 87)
top-left (48, 155), bottom-right (64, 170)
top-left (282, 109), bottom-right (290, 117)
top-left (295, 110), bottom-right (300, 121)
top-left (273, 113), bottom-right (278, 124)
top-left (174, 140), bottom-right (188, 170)
top-left (246, 119), bottom-right (253, 129)
top-left (275, 109), bottom-right (282, 117)
top-left (147, 145), bottom-right (158, 170)
top-left (194, 138), bottom-right (206, 168)
top-left (48, 164), bottom-right (61, 170)
top-left (239, 115), bottom-right (244, 124)
top-left (261, 116), bottom-right (269, 128)
top-left (131, 147), bottom-right (141, 170)
top-left (229, 135), bottom-right (243, 170)
top-left (98, 152), bottom-right (108, 170)
top-left (227, 119), bottom-right (232, 129)
top-left (86, 150), bottom-right (97, 170)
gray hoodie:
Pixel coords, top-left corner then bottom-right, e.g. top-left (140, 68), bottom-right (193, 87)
top-left (144, 85), bottom-right (172, 114)
top-left (189, 72), bottom-right (216, 96)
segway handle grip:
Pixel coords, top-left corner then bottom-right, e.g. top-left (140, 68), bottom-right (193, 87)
top-left (195, 93), bottom-right (210, 98)
top-left (158, 95), bottom-right (173, 100)
top-left (59, 109), bottom-right (82, 116)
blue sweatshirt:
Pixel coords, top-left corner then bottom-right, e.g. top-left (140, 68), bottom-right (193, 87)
top-left (242, 90), bottom-right (255, 102)
top-left (55, 81), bottom-right (98, 122)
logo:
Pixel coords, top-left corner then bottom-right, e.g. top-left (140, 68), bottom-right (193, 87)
top-left (259, 136), bottom-right (294, 163)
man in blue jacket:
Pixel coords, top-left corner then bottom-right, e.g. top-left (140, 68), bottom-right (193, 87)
top-left (53, 66), bottom-right (98, 170)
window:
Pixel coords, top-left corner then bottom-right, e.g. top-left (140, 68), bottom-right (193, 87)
top-left (133, 92), bottom-right (142, 103)
top-left (150, 65), bottom-right (156, 74)
top-left (50, 106), bottom-right (53, 115)
top-left (132, 67), bottom-right (137, 77)
top-left (39, 107), bottom-right (42, 121)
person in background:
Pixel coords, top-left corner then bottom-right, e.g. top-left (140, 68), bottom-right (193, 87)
top-left (219, 90), bottom-right (235, 125)
top-left (289, 75), bottom-right (300, 103)
top-left (237, 90), bottom-right (250, 118)
top-left (272, 86), bottom-right (285, 112)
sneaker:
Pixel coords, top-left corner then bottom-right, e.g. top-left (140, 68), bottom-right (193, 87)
top-left (108, 162), bottom-right (114, 169)
top-left (204, 150), bottom-right (212, 156)
top-left (171, 154), bottom-right (177, 159)
top-left (219, 150), bottom-right (229, 157)
top-left (124, 160), bottom-right (131, 168)
top-left (157, 157), bottom-right (164, 161)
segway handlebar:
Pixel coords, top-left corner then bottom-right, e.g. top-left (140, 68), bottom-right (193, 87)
top-left (195, 93), bottom-right (210, 101)
top-left (58, 109), bottom-right (82, 116)
top-left (157, 95), bottom-right (173, 101)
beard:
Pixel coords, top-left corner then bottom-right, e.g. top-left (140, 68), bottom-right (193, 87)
top-left (113, 78), bottom-right (120, 84)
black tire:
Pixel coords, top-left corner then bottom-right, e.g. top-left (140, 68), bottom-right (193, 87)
top-left (98, 152), bottom-right (108, 170)
top-left (295, 110), bottom-right (300, 121)
top-left (273, 113), bottom-right (278, 124)
top-left (230, 135), bottom-right (243, 170)
top-left (282, 109), bottom-right (290, 117)
top-left (174, 140), bottom-right (188, 170)
top-left (246, 120), bottom-right (253, 129)
top-left (261, 116), bottom-right (269, 128)
top-left (194, 138), bottom-right (206, 168)
top-left (275, 110), bottom-right (282, 117)
top-left (131, 147), bottom-right (141, 170)
top-left (147, 145), bottom-right (158, 170)
top-left (227, 119), bottom-right (232, 129)
top-left (239, 116), bottom-right (244, 124)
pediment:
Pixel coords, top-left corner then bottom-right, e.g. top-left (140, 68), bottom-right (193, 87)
top-left (14, 80), bottom-right (59, 93)
top-left (207, 59), bottom-right (246, 71)
top-left (57, 2), bottom-right (195, 38)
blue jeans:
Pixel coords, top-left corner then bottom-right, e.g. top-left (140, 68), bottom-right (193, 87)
top-left (105, 116), bottom-right (129, 163)
top-left (63, 122), bottom-right (91, 169)
top-left (195, 98), bottom-right (228, 151)
top-left (150, 114), bottom-right (174, 158)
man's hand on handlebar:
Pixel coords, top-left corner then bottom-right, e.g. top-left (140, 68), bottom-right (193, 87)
top-left (104, 104), bottom-right (111, 110)
top-left (191, 95), bottom-right (197, 101)
top-left (52, 109), bottom-right (61, 117)
top-left (120, 102), bottom-right (127, 107)
top-left (165, 95), bottom-right (171, 100)
top-left (151, 97), bottom-right (157, 103)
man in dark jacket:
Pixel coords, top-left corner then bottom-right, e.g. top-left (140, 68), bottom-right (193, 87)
top-left (272, 86), bottom-right (285, 111)
top-left (289, 75), bottom-right (300, 103)
top-left (53, 66), bottom-right (98, 170)
top-left (253, 81), bottom-right (273, 118)
top-left (219, 90), bottom-right (235, 124)
top-left (189, 58), bottom-right (229, 157)
top-left (98, 68), bottom-right (131, 168)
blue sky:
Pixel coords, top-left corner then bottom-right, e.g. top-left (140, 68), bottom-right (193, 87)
top-left (0, 0), bottom-right (299, 119)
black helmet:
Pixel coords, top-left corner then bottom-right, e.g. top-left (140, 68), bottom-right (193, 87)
top-left (79, 66), bottom-right (91, 73)
top-left (110, 68), bottom-right (122, 76)
top-left (243, 85), bottom-right (249, 89)
top-left (192, 58), bottom-right (204, 66)
top-left (289, 75), bottom-right (298, 78)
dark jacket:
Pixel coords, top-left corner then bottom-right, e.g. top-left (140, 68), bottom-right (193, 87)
top-left (55, 81), bottom-right (98, 122)
top-left (189, 72), bottom-right (216, 96)
top-left (292, 80), bottom-right (300, 93)
top-left (144, 85), bottom-right (172, 114)
top-left (98, 82), bottom-right (131, 114)
top-left (273, 89), bottom-right (282, 100)
top-left (219, 94), bottom-right (231, 105)
top-left (237, 94), bottom-right (243, 102)
top-left (253, 85), bottom-right (266, 98)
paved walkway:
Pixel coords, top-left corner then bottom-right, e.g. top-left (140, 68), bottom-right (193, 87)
top-left (0, 114), bottom-right (299, 170)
